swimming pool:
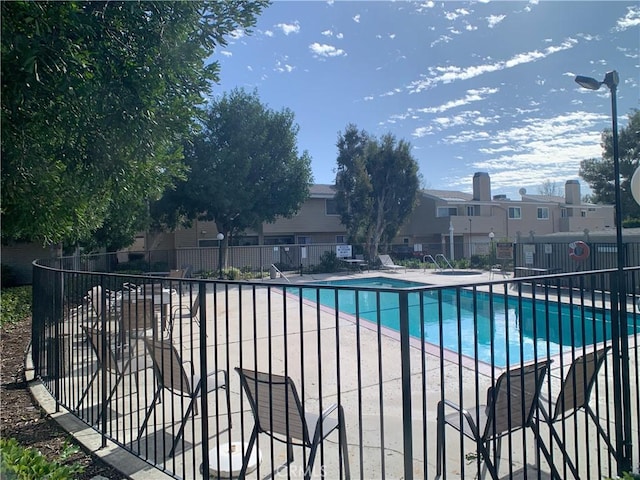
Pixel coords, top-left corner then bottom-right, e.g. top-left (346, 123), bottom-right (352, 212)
top-left (296, 277), bottom-right (616, 367)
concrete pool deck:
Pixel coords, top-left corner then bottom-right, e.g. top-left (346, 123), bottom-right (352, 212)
top-left (29, 267), bottom-right (634, 479)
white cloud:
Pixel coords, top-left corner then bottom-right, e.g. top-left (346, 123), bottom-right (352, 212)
top-left (431, 35), bottom-right (452, 47)
top-left (275, 22), bottom-right (300, 35)
top-left (444, 111), bottom-right (609, 192)
top-left (274, 58), bottom-right (295, 73)
top-left (410, 38), bottom-right (577, 92)
top-left (229, 29), bottom-right (245, 40)
top-left (412, 126), bottom-right (433, 138)
top-left (336, 32), bottom-right (344, 39)
top-left (381, 88), bottom-right (402, 97)
top-left (264, 30), bottom-right (274, 37)
top-left (487, 15), bottom-right (506, 28)
top-left (220, 51), bottom-right (232, 57)
top-left (353, 14), bottom-right (361, 23)
top-left (309, 42), bottom-right (346, 58)
top-left (445, 8), bottom-right (471, 21)
top-left (417, 87), bottom-right (499, 114)
top-left (415, 1), bottom-right (435, 12)
top-left (614, 5), bottom-right (640, 31)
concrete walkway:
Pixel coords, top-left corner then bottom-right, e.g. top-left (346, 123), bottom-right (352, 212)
top-left (29, 267), bottom-right (632, 479)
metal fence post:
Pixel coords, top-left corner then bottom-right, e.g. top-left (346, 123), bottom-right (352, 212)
top-left (199, 281), bottom-right (210, 479)
top-left (398, 290), bottom-right (413, 480)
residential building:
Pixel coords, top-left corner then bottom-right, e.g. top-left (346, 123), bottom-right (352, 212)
top-left (164, 172), bottom-right (615, 260)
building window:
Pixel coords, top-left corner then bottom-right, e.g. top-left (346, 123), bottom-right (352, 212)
top-left (561, 208), bottom-right (568, 218)
top-left (297, 236), bottom-right (312, 244)
top-left (508, 207), bottom-right (521, 219)
top-left (437, 207), bottom-right (458, 217)
top-left (537, 207), bottom-right (549, 220)
top-left (199, 239), bottom-right (218, 248)
top-left (264, 236), bottom-right (294, 245)
top-left (326, 199), bottom-right (339, 215)
top-left (581, 210), bottom-right (587, 217)
top-left (466, 205), bottom-right (477, 216)
top-left (336, 235), bottom-right (347, 244)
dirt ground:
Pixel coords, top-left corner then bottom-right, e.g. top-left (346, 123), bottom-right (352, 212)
top-left (0, 317), bottom-right (126, 479)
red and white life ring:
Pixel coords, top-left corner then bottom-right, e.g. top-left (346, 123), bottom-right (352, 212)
top-left (569, 241), bottom-right (590, 261)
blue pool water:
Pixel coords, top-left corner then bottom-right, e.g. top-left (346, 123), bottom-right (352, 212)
top-left (297, 277), bottom-right (615, 367)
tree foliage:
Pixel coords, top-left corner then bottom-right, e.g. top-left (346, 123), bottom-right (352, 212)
top-left (154, 88), bottom-right (312, 248)
top-left (537, 180), bottom-right (559, 197)
top-left (579, 109), bottom-right (640, 221)
top-left (334, 124), bottom-right (420, 260)
top-left (1, 0), bottom-right (268, 247)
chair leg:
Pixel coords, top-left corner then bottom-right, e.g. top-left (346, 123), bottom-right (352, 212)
top-left (306, 441), bottom-right (319, 480)
top-left (137, 388), bottom-right (163, 441)
top-left (238, 427), bottom-right (259, 479)
top-left (586, 406), bottom-right (619, 462)
top-left (76, 370), bottom-right (98, 409)
top-left (530, 420), bottom-right (565, 480)
top-left (169, 396), bottom-right (198, 456)
top-left (477, 439), bottom-right (499, 480)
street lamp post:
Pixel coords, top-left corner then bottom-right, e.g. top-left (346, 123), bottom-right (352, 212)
top-left (488, 231), bottom-right (495, 265)
top-left (216, 232), bottom-right (224, 280)
top-left (468, 218), bottom-right (472, 259)
top-left (576, 70), bottom-right (630, 472)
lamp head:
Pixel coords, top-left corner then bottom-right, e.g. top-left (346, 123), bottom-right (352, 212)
top-left (575, 70), bottom-right (619, 91)
top-left (216, 233), bottom-right (224, 241)
top-left (603, 70), bottom-right (619, 89)
top-left (575, 75), bottom-right (601, 90)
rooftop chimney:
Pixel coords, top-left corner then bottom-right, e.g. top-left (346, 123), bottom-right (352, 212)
top-left (473, 172), bottom-right (491, 201)
top-left (565, 180), bottom-right (581, 205)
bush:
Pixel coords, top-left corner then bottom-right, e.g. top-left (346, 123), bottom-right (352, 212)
top-left (317, 251), bottom-right (342, 273)
top-left (223, 267), bottom-right (242, 280)
top-left (0, 438), bottom-right (84, 479)
top-left (0, 286), bottom-right (32, 327)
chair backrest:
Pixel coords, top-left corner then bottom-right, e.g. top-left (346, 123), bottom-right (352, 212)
top-left (378, 254), bottom-right (394, 266)
top-left (82, 326), bottom-right (119, 374)
top-left (168, 269), bottom-right (185, 279)
top-left (121, 300), bottom-right (154, 336)
top-left (552, 346), bottom-right (611, 420)
top-left (236, 368), bottom-right (310, 445)
top-left (190, 294), bottom-right (200, 317)
top-left (181, 265), bottom-right (193, 278)
top-left (143, 338), bottom-right (193, 396)
top-left (484, 360), bottom-right (551, 439)
top-left (88, 286), bottom-right (103, 317)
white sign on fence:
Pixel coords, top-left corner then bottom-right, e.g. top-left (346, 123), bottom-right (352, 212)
top-left (336, 244), bottom-right (352, 258)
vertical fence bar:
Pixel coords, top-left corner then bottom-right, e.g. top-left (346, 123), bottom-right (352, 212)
top-left (199, 281), bottom-right (210, 479)
top-left (398, 290), bottom-right (413, 480)
top-left (609, 273), bottom-right (627, 473)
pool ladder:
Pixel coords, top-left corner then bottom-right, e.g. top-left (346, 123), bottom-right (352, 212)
top-left (423, 254), bottom-right (454, 272)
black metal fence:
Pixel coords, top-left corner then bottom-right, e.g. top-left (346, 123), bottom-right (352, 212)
top-left (31, 255), bottom-right (640, 479)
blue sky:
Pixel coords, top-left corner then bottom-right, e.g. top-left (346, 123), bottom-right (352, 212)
top-left (211, 1), bottom-right (639, 199)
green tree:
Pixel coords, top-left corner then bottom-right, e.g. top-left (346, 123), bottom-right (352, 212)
top-left (1, 1), bottom-right (268, 248)
top-left (155, 88), bottom-right (312, 260)
top-left (335, 124), bottom-right (420, 260)
top-left (579, 109), bottom-right (640, 221)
